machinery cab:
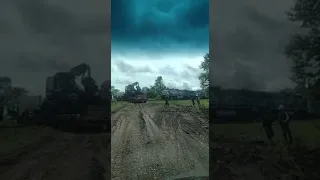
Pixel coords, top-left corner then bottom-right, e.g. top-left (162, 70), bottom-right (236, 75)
top-left (45, 73), bottom-right (80, 102)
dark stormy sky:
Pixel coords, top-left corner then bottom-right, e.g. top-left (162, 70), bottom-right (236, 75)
top-left (0, 0), bottom-right (110, 95)
top-left (111, 0), bottom-right (209, 91)
top-left (210, 0), bottom-right (298, 91)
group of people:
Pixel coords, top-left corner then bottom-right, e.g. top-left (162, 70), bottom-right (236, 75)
top-left (163, 94), bottom-right (292, 145)
top-left (163, 94), bottom-right (202, 108)
top-left (191, 95), bottom-right (201, 108)
top-left (259, 104), bottom-right (293, 145)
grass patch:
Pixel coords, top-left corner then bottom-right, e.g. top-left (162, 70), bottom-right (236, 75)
top-left (148, 99), bottom-right (209, 108)
top-left (111, 101), bottom-right (128, 112)
top-left (211, 120), bottom-right (320, 147)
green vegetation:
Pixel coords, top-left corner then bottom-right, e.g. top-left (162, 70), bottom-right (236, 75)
top-left (284, 0), bottom-right (320, 98)
top-left (212, 120), bottom-right (320, 148)
top-left (111, 101), bottom-right (128, 112)
top-left (148, 99), bottom-right (209, 108)
top-left (111, 52), bottom-right (209, 99)
top-left (199, 53), bottom-right (209, 95)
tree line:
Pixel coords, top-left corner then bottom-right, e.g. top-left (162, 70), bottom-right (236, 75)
top-left (111, 54), bottom-right (209, 99)
top-left (0, 76), bottom-right (28, 106)
top-left (285, 0), bottom-right (320, 101)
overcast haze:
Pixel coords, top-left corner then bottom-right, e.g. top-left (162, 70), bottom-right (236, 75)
top-left (210, 0), bottom-right (298, 91)
top-left (1, 0), bottom-right (299, 94)
top-left (0, 0), bottom-right (110, 95)
top-left (111, 0), bottom-right (208, 91)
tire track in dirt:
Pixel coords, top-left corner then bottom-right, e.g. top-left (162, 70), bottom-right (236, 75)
top-left (0, 130), bottom-right (111, 180)
top-left (111, 104), bottom-right (209, 180)
top-left (151, 105), bottom-right (209, 178)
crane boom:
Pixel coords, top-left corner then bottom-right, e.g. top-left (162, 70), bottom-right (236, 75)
top-left (69, 63), bottom-right (91, 77)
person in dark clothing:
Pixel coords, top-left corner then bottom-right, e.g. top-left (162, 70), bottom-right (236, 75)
top-left (277, 105), bottom-right (292, 144)
top-left (261, 108), bottom-right (276, 145)
top-left (261, 105), bottom-right (292, 145)
top-left (165, 95), bottom-right (169, 107)
top-left (191, 97), bottom-right (195, 106)
top-left (196, 95), bottom-right (201, 107)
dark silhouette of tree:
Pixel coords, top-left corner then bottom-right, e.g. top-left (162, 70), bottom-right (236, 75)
top-left (199, 53), bottom-right (209, 94)
top-left (153, 76), bottom-right (166, 95)
top-left (285, 0), bottom-right (320, 88)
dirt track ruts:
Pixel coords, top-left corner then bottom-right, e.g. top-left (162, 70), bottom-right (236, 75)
top-left (111, 103), bottom-right (209, 180)
top-left (0, 103), bottom-right (208, 180)
top-left (0, 131), bottom-right (110, 180)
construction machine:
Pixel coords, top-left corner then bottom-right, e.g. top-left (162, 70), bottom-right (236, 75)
top-left (34, 63), bottom-right (110, 131)
top-left (123, 82), bottom-right (147, 103)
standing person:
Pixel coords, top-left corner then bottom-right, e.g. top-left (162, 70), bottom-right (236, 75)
top-left (277, 104), bottom-right (293, 144)
top-left (261, 107), bottom-right (277, 145)
top-left (196, 95), bottom-right (201, 107)
top-left (191, 96), bottom-right (195, 106)
top-left (165, 94), bottom-right (170, 107)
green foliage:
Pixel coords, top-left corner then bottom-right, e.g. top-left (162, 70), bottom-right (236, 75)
top-left (111, 86), bottom-right (120, 97)
top-left (285, 0), bottom-right (320, 88)
top-left (199, 53), bottom-right (209, 94)
top-left (146, 76), bottom-right (166, 99)
top-left (147, 85), bottom-right (159, 99)
top-left (11, 87), bottom-right (28, 99)
top-left (0, 76), bottom-right (28, 105)
top-left (153, 76), bottom-right (166, 94)
top-left (0, 76), bottom-right (11, 87)
top-left (141, 87), bottom-right (149, 93)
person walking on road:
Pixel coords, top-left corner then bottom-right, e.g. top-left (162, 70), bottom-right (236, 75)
top-left (164, 94), bottom-right (170, 107)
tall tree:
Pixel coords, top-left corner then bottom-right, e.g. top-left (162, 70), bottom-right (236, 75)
top-left (100, 80), bottom-right (111, 100)
top-left (147, 86), bottom-right (157, 98)
top-left (0, 77), bottom-right (13, 105)
top-left (285, 0), bottom-right (320, 112)
top-left (11, 87), bottom-right (28, 99)
top-left (199, 53), bottom-right (209, 94)
top-left (0, 76), bottom-right (28, 105)
top-left (285, 0), bottom-right (320, 89)
top-left (153, 76), bottom-right (166, 95)
top-left (141, 87), bottom-right (149, 93)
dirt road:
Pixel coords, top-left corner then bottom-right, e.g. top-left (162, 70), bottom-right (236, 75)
top-left (0, 130), bottom-right (110, 180)
top-left (111, 103), bottom-right (209, 180)
top-left (0, 103), bottom-right (208, 180)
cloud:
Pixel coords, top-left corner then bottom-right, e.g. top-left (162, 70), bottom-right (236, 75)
top-left (158, 66), bottom-right (179, 76)
top-left (112, 0), bottom-right (208, 51)
top-left (210, 0), bottom-right (298, 91)
top-left (111, 54), bottom-right (204, 91)
top-left (115, 61), bottom-right (153, 74)
top-left (111, 0), bottom-right (208, 91)
top-left (0, 0), bottom-right (110, 95)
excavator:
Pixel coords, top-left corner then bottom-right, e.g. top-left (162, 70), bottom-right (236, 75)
top-left (123, 82), bottom-right (147, 103)
top-left (34, 63), bottom-right (110, 131)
